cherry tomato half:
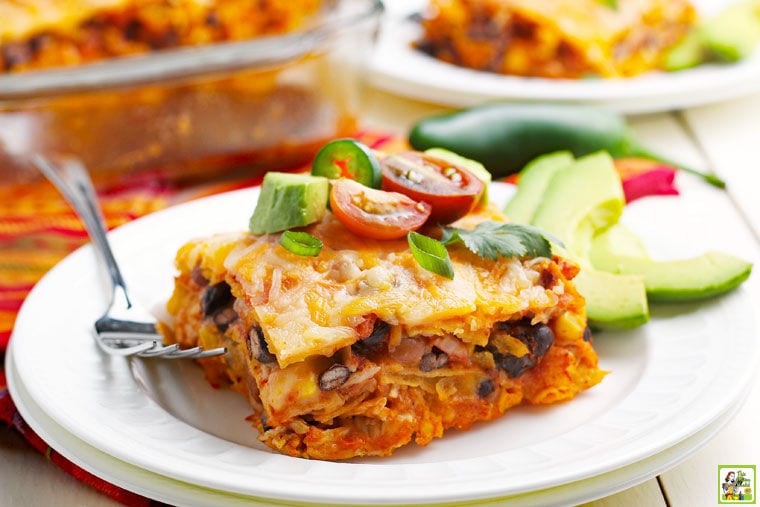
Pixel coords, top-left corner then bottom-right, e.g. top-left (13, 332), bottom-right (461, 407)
top-left (330, 179), bottom-right (432, 240)
top-left (311, 139), bottom-right (382, 188)
top-left (380, 151), bottom-right (485, 224)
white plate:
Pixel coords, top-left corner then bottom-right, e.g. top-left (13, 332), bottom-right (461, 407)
top-left (9, 183), bottom-right (759, 505)
top-left (5, 341), bottom-right (747, 507)
top-left (369, 0), bottom-right (760, 113)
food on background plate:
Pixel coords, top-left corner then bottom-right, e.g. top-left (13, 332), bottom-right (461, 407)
top-left (0, 0), bottom-right (320, 72)
top-left (415, 0), bottom-right (696, 79)
top-left (160, 145), bottom-right (605, 459)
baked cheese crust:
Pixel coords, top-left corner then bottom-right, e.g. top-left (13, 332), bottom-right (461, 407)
top-left (162, 204), bottom-right (605, 459)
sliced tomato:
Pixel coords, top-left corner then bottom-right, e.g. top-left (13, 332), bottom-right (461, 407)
top-left (380, 151), bottom-right (485, 224)
top-left (330, 179), bottom-right (432, 240)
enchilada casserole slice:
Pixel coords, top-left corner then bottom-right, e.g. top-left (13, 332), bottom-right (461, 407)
top-left (416, 0), bottom-right (697, 78)
top-left (162, 205), bottom-right (605, 460)
top-left (0, 0), bottom-right (319, 72)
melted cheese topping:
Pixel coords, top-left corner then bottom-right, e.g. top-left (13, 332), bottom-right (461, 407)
top-left (175, 206), bottom-right (576, 367)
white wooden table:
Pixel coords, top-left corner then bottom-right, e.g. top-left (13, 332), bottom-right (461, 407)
top-left (1, 88), bottom-right (758, 507)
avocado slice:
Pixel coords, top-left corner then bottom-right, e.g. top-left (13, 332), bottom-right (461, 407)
top-left (574, 269), bottom-right (650, 329)
top-left (249, 172), bottom-right (329, 235)
top-left (503, 151), bottom-right (574, 224)
top-left (590, 225), bottom-right (753, 302)
top-left (665, 0), bottom-right (760, 71)
top-left (701, 0), bottom-right (760, 62)
top-left (532, 151), bottom-right (625, 258)
top-left (589, 223), bottom-right (649, 259)
top-left (530, 152), bottom-right (650, 329)
top-left (424, 147), bottom-right (492, 205)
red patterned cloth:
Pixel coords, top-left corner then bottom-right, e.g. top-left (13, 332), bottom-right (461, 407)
top-left (0, 130), bottom-right (399, 506)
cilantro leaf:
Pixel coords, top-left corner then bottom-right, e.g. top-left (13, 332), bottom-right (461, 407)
top-left (441, 221), bottom-right (555, 261)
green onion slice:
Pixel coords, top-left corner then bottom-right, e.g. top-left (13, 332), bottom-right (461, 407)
top-left (280, 231), bottom-right (323, 257)
top-left (407, 231), bottom-right (455, 279)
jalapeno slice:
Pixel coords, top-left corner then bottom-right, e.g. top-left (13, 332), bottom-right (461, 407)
top-left (311, 139), bottom-right (382, 189)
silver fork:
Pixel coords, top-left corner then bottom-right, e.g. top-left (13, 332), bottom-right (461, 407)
top-left (33, 155), bottom-right (226, 359)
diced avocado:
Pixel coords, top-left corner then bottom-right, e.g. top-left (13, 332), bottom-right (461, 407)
top-left (590, 226), bottom-right (753, 303)
top-left (424, 147), bottom-right (492, 204)
top-left (249, 172), bottom-right (329, 235)
top-left (503, 151), bottom-right (574, 224)
top-left (530, 152), bottom-right (649, 329)
top-left (701, 1), bottom-right (760, 62)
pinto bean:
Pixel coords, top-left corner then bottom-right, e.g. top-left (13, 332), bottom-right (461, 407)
top-left (419, 348), bottom-right (449, 372)
top-left (212, 307), bottom-right (237, 330)
top-left (190, 265), bottom-right (209, 287)
top-left (318, 364), bottom-right (351, 391)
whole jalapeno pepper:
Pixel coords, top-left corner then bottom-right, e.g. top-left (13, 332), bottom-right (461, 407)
top-left (408, 103), bottom-right (725, 188)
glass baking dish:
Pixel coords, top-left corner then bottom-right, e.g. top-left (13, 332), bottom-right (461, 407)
top-left (0, 0), bottom-right (384, 185)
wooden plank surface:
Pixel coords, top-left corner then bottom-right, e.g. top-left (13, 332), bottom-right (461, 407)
top-left (655, 94), bottom-right (760, 507)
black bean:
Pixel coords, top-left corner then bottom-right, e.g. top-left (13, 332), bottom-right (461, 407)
top-left (352, 320), bottom-right (390, 356)
top-left (497, 320), bottom-right (554, 358)
top-left (202, 281), bottom-right (233, 316)
top-left (532, 324), bottom-right (554, 357)
top-left (583, 325), bottom-right (593, 343)
top-left (477, 379), bottom-right (494, 398)
top-left (494, 352), bottom-right (535, 378)
top-left (318, 364), bottom-right (351, 391)
top-left (490, 319), bottom-right (555, 378)
top-left (246, 327), bottom-right (276, 364)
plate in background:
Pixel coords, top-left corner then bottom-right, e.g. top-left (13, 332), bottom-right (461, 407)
top-left (369, 0), bottom-right (760, 113)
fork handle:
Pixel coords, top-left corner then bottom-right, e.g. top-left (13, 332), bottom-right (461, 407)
top-left (33, 155), bottom-right (132, 305)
